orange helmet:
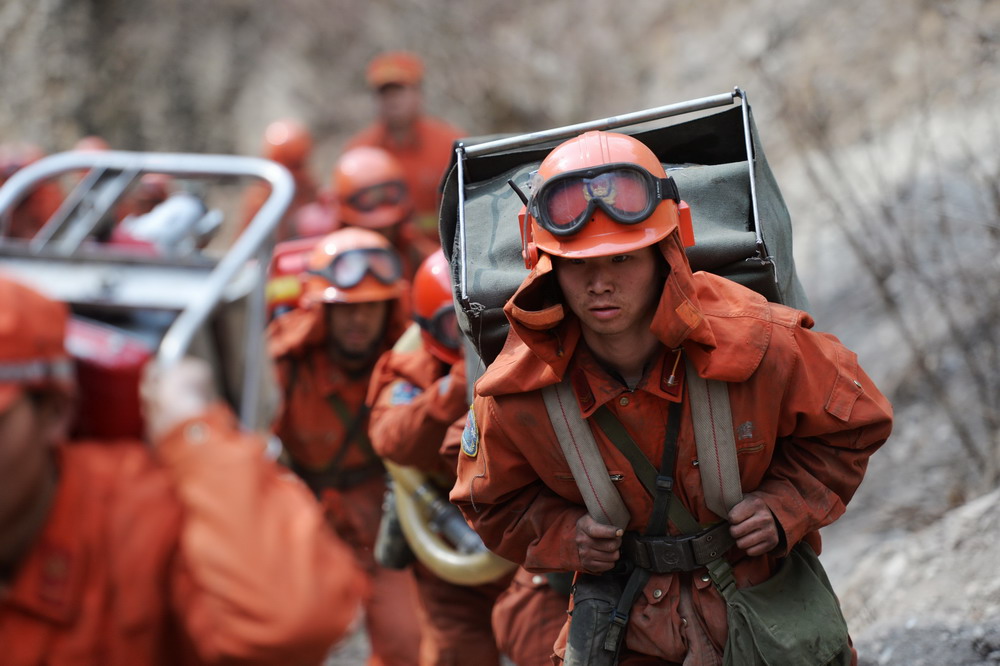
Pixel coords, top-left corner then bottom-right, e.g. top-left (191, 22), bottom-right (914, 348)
top-left (412, 249), bottom-right (461, 364)
top-left (263, 119), bottom-right (312, 170)
top-left (519, 131), bottom-right (693, 268)
top-left (366, 51), bottom-right (424, 89)
top-left (302, 227), bottom-right (405, 305)
top-left (331, 147), bottom-right (412, 229)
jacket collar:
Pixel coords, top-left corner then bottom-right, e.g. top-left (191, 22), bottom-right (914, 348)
top-left (477, 231), bottom-right (773, 398)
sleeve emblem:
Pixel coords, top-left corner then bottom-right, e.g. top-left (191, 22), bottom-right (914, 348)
top-left (461, 407), bottom-right (479, 458)
top-left (390, 380), bottom-right (423, 405)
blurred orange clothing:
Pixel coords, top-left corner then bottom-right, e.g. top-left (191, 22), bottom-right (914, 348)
top-left (344, 117), bottom-right (463, 248)
top-left (267, 304), bottom-right (422, 666)
top-left (2, 181), bottom-right (63, 239)
top-left (369, 343), bottom-right (509, 666)
top-left (0, 404), bottom-right (364, 666)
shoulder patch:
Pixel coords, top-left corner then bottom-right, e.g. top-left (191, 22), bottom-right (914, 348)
top-left (390, 381), bottom-right (423, 405)
top-left (461, 407), bottom-right (479, 458)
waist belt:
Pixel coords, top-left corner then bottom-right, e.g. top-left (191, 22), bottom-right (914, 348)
top-left (293, 459), bottom-right (385, 493)
top-left (622, 522), bottom-right (734, 573)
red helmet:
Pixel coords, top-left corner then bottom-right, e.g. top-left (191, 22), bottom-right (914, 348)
top-left (263, 119), bottom-right (312, 170)
top-left (519, 131), bottom-right (693, 268)
top-left (331, 147), bottom-right (412, 229)
top-left (412, 249), bottom-right (461, 364)
top-left (302, 227), bottom-right (405, 306)
top-left (73, 135), bottom-right (110, 152)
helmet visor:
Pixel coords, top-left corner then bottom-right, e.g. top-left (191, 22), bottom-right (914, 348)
top-left (530, 164), bottom-right (679, 237)
top-left (346, 180), bottom-right (408, 211)
top-left (414, 304), bottom-right (461, 351)
top-left (311, 247), bottom-right (402, 289)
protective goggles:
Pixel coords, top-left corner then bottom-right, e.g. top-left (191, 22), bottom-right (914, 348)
top-left (346, 181), bottom-right (408, 211)
top-left (309, 247), bottom-right (402, 289)
top-left (414, 305), bottom-right (461, 350)
top-left (528, 163), bottom-right (680, 237)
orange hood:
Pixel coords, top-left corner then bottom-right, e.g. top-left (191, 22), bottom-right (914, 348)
top-left (477, 229), bottom-right (803, 397)
top-left (266, 293), bottom-right (411, 362)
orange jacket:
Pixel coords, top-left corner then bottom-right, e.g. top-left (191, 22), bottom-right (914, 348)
top-left (266, 301), bottom-right (410, 560)
top-left (267, 300), bottom-right (410, 475)
top-left (450, 233), bottom-right (893, 661)
top-left (345, 116), bottom-right (463, 240)
top-left (367, 343), bottom-right (468, 480)
top-left (0, 404), bottom-right (365, 666)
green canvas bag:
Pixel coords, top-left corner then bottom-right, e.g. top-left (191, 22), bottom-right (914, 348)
top-left (709, 543), bottom-right (852, 666)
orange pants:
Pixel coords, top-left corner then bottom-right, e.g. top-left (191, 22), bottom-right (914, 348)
top-left (492, 568), bottom-right (570, 666)
top-left (411, 563), bottom-right (512, 666)
top-left (321, 475), bottom-right (423, 666)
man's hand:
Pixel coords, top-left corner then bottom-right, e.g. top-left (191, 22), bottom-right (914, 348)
top-left (141, 357), bottom-right (217, 444)
top-left (575, 513), bottom-right (623, 573)
top-left (727, 491), bottom-right (780, 556)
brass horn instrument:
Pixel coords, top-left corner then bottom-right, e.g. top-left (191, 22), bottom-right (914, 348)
top-left (383, 323), bottom-right (515, 586)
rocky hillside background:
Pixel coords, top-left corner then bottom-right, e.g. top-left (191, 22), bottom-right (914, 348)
top-left (3, 0), bottom-right (1000, 662)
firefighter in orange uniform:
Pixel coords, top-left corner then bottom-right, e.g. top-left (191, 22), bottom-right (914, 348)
top-left (344, 51), bottom-right (463, 251)
top-left (0, 275), bottom-right (365, 665)
top-left (367, 249), bottom-right (511, 665)
top-left (450, 131), bottom-right (893, 663)
top-left (332, 145), bottom-right (428, 277)
top-left (240, 118), bottom-right (322, 243)
top-left (267, 227), bottom-right (422, 666)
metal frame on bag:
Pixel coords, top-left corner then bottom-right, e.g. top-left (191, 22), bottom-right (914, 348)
top-left (452, 87), bottom-right (765, 304)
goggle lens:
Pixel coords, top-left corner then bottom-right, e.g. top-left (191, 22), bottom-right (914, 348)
top-left (347, 181), bottom-right (407, 211)
top-left (416, 305), bottom-right (461, 350)
top-left (531, 164), bottom-right (676, 237)
top-left (316, 248), bottom-right (402, 289)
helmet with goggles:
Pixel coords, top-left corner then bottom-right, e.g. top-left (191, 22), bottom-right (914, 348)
top-left (332, 147), bottom-right (412, 229)
top-left (519, 131), bottom-right (693, 268)
top-left (302, 227), bottom-right (405, 305)
top-left (412, 249), bottom-right (462, 365)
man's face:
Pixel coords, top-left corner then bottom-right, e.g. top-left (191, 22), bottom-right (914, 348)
top-left (326, 300), bottom-right (391, 361)
top-left (0, 393), bottom-right (56, 531)
top-left (553, 246), bottom-right (664, 340)
top-left (376, 83), bottom-right (422, 131)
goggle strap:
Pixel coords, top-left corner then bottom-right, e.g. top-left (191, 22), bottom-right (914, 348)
top-left (657, 177), bottom-right (680, 203)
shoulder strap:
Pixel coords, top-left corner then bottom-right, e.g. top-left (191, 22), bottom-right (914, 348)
top-left (593, 403), bottom-right (701, 535)
top-left (684, 359), bottom-right (744, 517)
top-left (541, 380), bottom-right (631, 530)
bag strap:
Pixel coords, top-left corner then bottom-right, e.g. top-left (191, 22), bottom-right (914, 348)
top-left (593, 404), bottom-right (701, 535)
top-left (685, 359), bottom-right (744, 517)
top-left (542, 380), bottom-right (631, 529)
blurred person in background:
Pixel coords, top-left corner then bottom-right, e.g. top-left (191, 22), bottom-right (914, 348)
top-left (266, 227), bottom-right (423, 666)
top-left (331, 145), bottom-right (426, 277)
top-left (344, 51), bottom-right (463, 253)
top-left (367, 249), bottom-right (508, 665)
top-left (0, 274), bottom-right (365, 665)
top-left (240, 118), bottom-right (322, 243)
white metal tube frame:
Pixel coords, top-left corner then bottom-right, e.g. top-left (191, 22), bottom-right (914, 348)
top-left (0, 150), bottom-right (294, 427)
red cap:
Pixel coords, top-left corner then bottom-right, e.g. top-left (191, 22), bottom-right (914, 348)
top-left (366, 51), bottom-right (424, 89)
top-left (0, 275), bottom-right (74, 413)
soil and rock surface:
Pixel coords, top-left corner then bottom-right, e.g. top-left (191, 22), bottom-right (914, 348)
top-left (3, 1), bottom-right (999, 663)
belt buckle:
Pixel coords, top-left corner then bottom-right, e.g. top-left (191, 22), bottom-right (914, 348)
top-left (643, 535), bottom-right (697, 573)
